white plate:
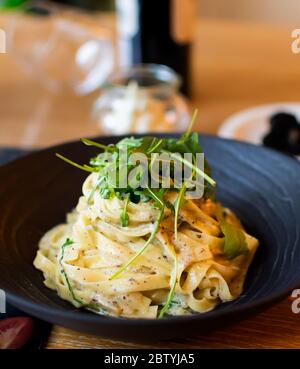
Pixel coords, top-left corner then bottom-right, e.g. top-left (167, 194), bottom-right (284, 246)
top-left (218, 102), bottom-right (300, 145)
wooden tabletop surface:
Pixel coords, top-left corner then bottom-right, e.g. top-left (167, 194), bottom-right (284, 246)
top-left (0, 13), bottom-right (300, 348)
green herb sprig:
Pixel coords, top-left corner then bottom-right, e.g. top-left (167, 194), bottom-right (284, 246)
top-left (110, 205), bottom-right (165, 280)
top-left (60, 238), bottom-right (104, 312)
top-left (59, 238), bottom-right (84, 306)
top-left (120, 195), bottom-right (130, 227)
top-left (56, 111), bottom-right (219, 316)
top-left (158, 247), bottom-right (178, 318)
top-left (217, 209), bottom-right (248, 259)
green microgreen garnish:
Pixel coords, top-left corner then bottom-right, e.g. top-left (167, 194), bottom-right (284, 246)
top-left (146, 138), bottom-right (164, 154)
top-left (56, 110), bottom-right (218, 317)
top-left (56, 153), bottom-right (96, 173)
top-left (81, 138), bottom-right (113, 151)
top-left (162, 151), bottom-right (216, 187)
top-left (59, 238), bottom-right (84, 306)
top-left (174, 183), bottom-right (187, 240)
top-left (110, 206), bottom-right (165, 280)
top-left (60, 238), bottom-right (104, 312)
top-left (217, 208), bottom-right (248, 259)
top-left (159, 248), bottom-right (178, 318)
top-left (120, 195), bottom-right (130, 227)
top-left (180, 109), bottom-right (198, 143)
top-left (87, 176), bottom-right (104, 204)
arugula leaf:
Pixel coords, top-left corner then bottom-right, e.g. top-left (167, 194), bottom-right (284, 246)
top-left (120, 196), bottom-right (130, 227)
top-left (116, 137), bottom-right (143, 149)
top-left (60, 238), bottom-right (106, 312)
top-left (61, 238), bottom-right (74, 249)
top-left (56, 154), bottom-right (96, 173)
top-left (164, 138), bottom-right (190, 155)
top-left (56, 110), bottom-right (218, 288)
top-left (162, 151), bottom-right (216, 187)
top-left (99, 187), bottom-right (114, 199)
top-left (174, 183), bottom-right (186, 239)
top-left (146, 138), bottom-right (165, 154)
top-left (133, 136), bottom-right (162, 154)
top-left (217, 209), bottom-right (248, 259)
top-left (221, 222), bottom-right (248, 259)
top-left (80, 138), bottom-right (113, 151)
top-left (183, 130), bottom-right (212, 177)
top-left (144, 187), bottom-right (166, 208)
top-left (159, 253), bottom-right (178, 318)
top-left (87, 176), bottom-right (104, 204)
top-left (59, 238), bottom-right (84, 306)
top-left (180, 109), bottom-right (198, 142)
top-left (110, 206), bottom-right (165, 280)
top-left (185, 132), bottom-right (202, 154)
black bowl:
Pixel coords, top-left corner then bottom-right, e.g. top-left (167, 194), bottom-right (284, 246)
top-left (0, 135), bottom-right (300, 342)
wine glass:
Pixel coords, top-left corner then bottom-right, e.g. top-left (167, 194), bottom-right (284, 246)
top-left (7, 1), bottom-right (114, 95)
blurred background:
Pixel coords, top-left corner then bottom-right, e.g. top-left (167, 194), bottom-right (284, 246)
top-left (199, 0), bottom-right (300, 26)
top-left (0, 0), bottom-right (300, 150)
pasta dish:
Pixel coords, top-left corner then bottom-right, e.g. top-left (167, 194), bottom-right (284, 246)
top-left (34, 119), bottom-right (259, 319)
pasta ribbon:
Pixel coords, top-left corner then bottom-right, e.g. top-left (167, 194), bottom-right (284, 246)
top-left (34, 173), bottom-right (259, 318)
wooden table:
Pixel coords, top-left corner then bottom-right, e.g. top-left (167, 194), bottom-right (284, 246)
top-left (1, 14), bottom-right (300, 348)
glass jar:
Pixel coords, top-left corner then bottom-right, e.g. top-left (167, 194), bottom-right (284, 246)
top-left (92, 64), bottom-right (191, 135)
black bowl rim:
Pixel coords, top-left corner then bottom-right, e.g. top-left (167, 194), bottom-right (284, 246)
top-left (2, 133), bottom-right (300, 327)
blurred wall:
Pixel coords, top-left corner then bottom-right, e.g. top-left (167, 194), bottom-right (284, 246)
top-left (198, 0), bottom-right (300, 27)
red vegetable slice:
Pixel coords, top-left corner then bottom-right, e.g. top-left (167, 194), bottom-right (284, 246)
top-left (0, 317), bottom-right (34, 349)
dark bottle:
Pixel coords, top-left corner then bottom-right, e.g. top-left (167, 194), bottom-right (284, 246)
top-left (116, 0), bottom-right (195, 96)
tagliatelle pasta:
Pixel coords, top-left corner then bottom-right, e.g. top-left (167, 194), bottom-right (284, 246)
top-left (34, 171), bottom-right (259, 319)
